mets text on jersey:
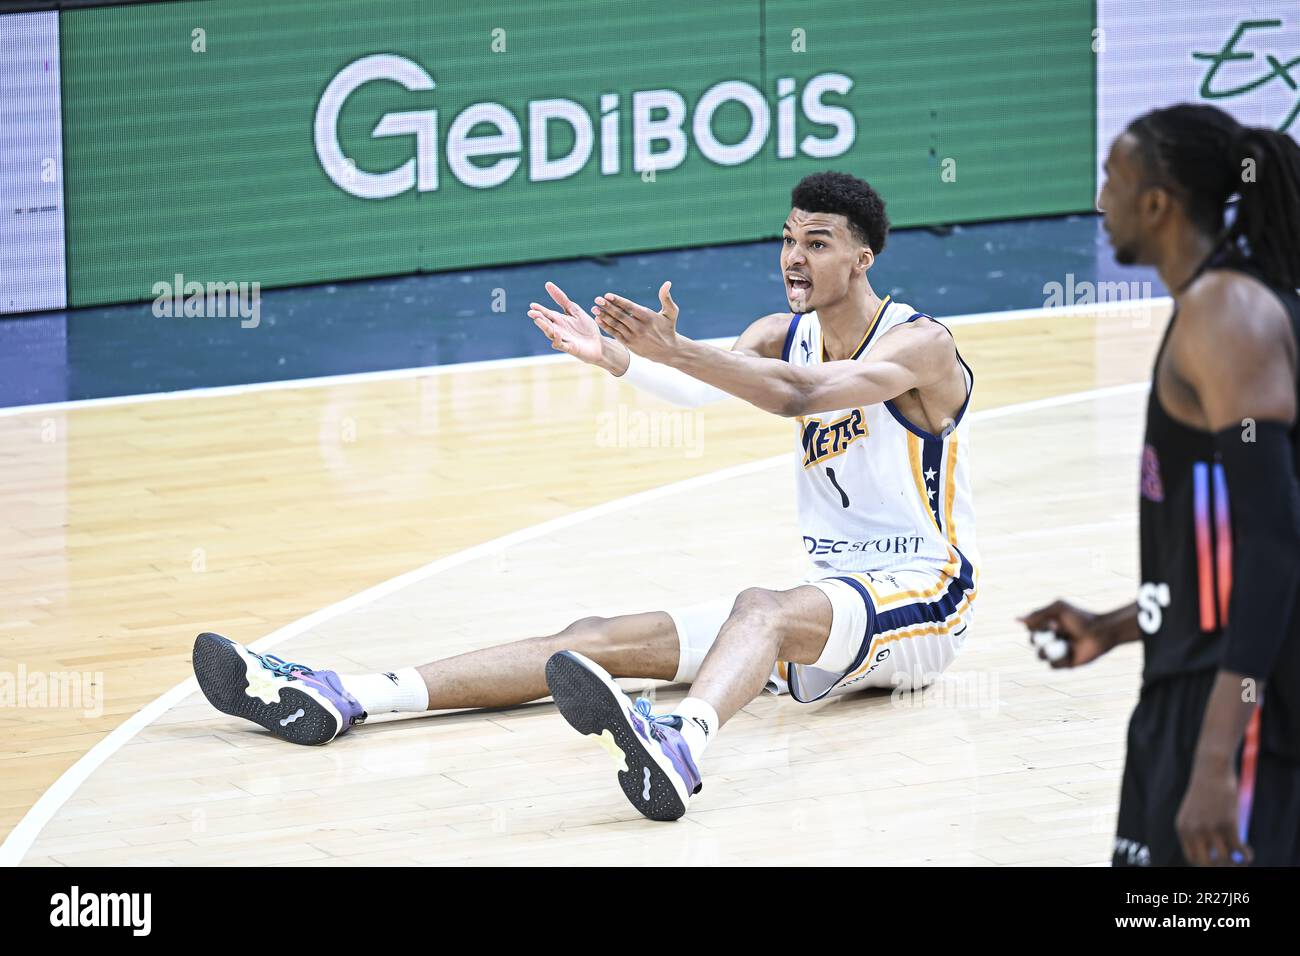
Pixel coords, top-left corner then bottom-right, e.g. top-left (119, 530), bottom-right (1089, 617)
top-left (800, 409), bottom-right (867, 467)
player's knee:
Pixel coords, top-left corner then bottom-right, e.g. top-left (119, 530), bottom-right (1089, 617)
top-left (730, 588), bottom-right (786, 639)
top-left (732, 586), bottom-right (781, 613)
top-left (557, 616), bottom-right (610, 652)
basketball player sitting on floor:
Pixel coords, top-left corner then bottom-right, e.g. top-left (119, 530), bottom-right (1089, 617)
top-left (191, 171), bottom-right (979, 822)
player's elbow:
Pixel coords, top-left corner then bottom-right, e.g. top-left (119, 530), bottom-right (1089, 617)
top-left (764, 396), bottom-right (801, 418)
top-left (776, 383), bottom-right (815, 418)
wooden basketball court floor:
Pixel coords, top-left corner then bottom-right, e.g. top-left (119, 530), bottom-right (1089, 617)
top-left (0, 301), bottom-right (1170, 866)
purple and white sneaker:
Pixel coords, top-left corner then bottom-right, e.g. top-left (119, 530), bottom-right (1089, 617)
top-left (545, 650), bottom-right (702, 821)
top-left (192, 632), bottom-right (366, 746)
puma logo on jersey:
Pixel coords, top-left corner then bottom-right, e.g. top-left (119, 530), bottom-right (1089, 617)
top-left (801, 409), bottom-right (868, 467)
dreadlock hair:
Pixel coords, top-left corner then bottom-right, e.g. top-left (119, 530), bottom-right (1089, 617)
top-left (1126, 103), bottom-right (1300, 290)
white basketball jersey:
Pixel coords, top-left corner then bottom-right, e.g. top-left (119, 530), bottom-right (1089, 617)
top-left (781, 296), bottom-right (979, 581)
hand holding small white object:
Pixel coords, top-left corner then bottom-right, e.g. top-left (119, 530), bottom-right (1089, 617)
top-left (1031, 628), bottom-right (1070, 663)
top-left (1019, 600), bottom-right (1120, 670)
top-left (1043, 638), bottom-right (1069, 663)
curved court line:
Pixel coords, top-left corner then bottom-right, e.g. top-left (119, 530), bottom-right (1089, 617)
top-left (0, 299), bottom-right (1168, 419)
top-left (0, 380), bottom-right (1149, 865)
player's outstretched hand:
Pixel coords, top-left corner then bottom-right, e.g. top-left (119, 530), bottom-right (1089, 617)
top-left (529, 281), bottom-right (604, 364)
top-left (592, 282), bottom-right (681, 363)
top-left (1018, 599), bottom-right (1114, 668)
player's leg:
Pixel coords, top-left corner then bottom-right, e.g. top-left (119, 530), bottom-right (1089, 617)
top-left (410, 612), bottom-right (679, 709)
top-left (192, 610), bottom-right (681, 745)
top-left (546, 561), bottom-right (978, 821)
top-left (544, 584), bottom-right (840, 821)
top-left (684, 585), bottom-right (836, 723)
top-left (1111, 696), bottom-right (1155, 866)
top-left (1115, 671), bottom-right (1215, 866)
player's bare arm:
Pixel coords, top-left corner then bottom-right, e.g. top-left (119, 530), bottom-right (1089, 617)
top-left (592, 285), bottom-right (956, 418)
top-left (1169, 269), bottom-right (1300, 867)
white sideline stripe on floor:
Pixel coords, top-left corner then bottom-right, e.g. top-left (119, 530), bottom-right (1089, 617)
top-left (941, 296), bottom-right (1170, 327)
top-left (0, 299), bottom-right (1169, 418)
top-left (0, 379), bottom-right (1149, 865)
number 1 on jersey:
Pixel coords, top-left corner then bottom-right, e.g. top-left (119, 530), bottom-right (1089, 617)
top-left (825, 466), bottom-right (850, 508)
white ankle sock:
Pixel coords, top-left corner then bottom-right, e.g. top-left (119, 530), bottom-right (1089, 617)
top-left (674, 697), bottom-right (719, 760)
top-left (339, 668), bottom-right (429, 714)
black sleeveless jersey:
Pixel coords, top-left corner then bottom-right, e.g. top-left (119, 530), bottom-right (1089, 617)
top-left (1138, 259), bottom-right (1300, 761)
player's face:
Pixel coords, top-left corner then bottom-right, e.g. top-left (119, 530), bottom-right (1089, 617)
top-left (781, 209), bottom-right (870, 313)
top-left (1098, 134), bottom-right (1149, 266)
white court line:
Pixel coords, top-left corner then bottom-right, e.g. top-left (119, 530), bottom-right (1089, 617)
top-left (941, 296), bottom-right (1171, 327)
top-left (0, 379), bottom-right (1149, 865)
top-left (975, 381), bottom-right (1148, 421)
top-left (0, 299), bottom-right (1169, 418)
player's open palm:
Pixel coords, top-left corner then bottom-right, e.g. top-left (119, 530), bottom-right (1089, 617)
top-left (529, 281), bottom-right (603, 364)
top-left (1019, 599), bottom-right (1112, 668)
top-left (592, 282), bottom-right (680, 363)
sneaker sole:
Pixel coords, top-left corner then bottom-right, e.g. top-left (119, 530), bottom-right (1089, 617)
top-left (192, 632), bottom-right (343, 746)
top-left (545, 650), bottom-right (687, 822)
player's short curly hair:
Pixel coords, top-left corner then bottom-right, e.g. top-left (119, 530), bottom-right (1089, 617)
top-left (790, 171), bottom-right (890, 254)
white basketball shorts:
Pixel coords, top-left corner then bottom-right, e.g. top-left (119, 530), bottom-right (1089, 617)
top-left (667, 555), bottom-right (977, 703)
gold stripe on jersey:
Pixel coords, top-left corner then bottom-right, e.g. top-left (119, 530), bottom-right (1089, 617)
top-left (943, 434), bottom-right (959, 546)
top-left (817, 295), bottom-right (892, 364)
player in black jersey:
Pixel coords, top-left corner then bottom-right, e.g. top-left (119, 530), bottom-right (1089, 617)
top-left (1022, 104), bottom-right (1300, 867)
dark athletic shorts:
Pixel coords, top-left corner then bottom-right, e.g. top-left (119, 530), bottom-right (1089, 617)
top-left (1113, 669), bottom-right (1300, 867)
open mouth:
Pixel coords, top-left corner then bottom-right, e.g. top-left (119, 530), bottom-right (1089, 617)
top-left (786, 273), bottom-right (812, 293)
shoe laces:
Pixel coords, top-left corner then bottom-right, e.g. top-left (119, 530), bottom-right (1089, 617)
top-left (258, 653), bottom-right (367, 726)
top-left (258, 653), bottom-right (313, 679)
top-left (634, 697), bottom-right (702, 794)
top-left (633, 697), bottom-right (680, 740)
